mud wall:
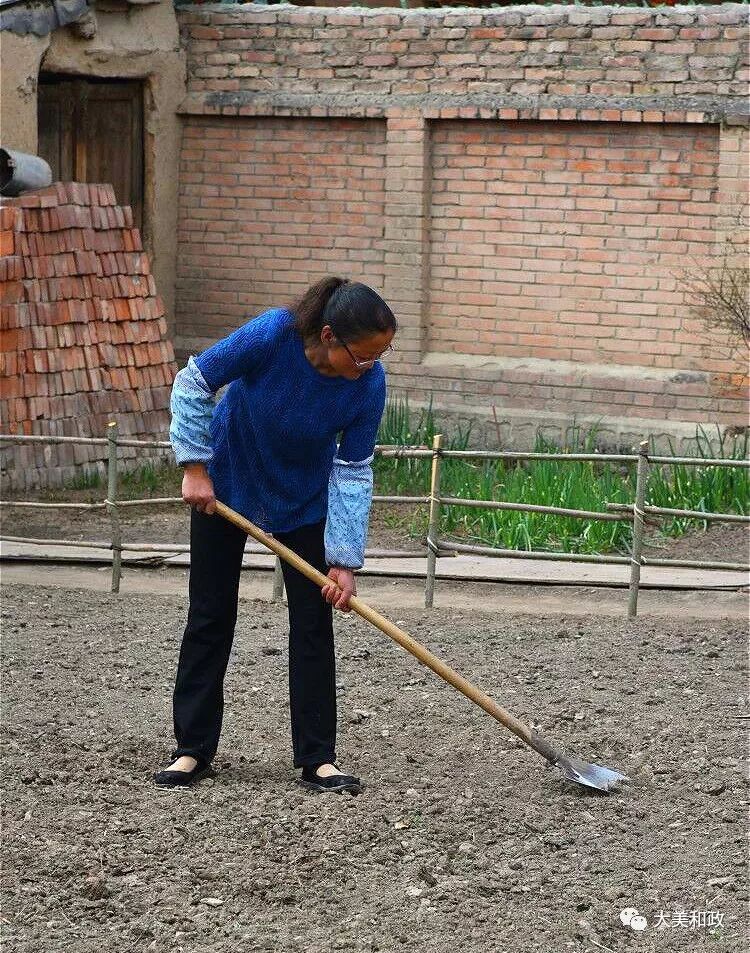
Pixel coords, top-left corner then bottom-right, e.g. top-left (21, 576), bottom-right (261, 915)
top-left (1, 1), bottom-right (186, 332)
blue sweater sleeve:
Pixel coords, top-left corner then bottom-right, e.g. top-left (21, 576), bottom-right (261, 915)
top-left (324, 365), bottom-right (386, 569)
top-left (337, 363), bottom-right (386, 462)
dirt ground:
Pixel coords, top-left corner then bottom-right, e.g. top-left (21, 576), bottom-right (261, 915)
top-left (2, 500), bottom-right (747, 565)
top-left (1, 580), bottom-right (747, 953)
top-left (0, 502), bottom-right (423, 554)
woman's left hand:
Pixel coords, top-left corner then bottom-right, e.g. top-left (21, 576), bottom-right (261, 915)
top-left (322, 567), bottom-right (356, 613)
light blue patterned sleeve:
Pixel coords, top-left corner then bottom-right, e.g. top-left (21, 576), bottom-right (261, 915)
top-left (169, 356), bottom-right (216, 466)
top-left (324, 454), bottom-right (374, 570)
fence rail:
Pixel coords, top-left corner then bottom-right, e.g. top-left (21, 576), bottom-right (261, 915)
top-left (605, 502), bottom-right (750, 523)
top-left (1, 428), bottom-right (748, 617)
top-left (439, 539), bottom-right (748, 574)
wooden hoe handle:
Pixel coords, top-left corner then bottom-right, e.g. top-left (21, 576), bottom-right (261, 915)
top-left (215, 500), bottom-right (559, 764)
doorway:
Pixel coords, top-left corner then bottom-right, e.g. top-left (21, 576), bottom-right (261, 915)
top-left (38, 74), bottom-right (144, 230)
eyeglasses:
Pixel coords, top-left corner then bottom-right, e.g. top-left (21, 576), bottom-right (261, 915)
top-left (338, 339), bottom-right (395, 369)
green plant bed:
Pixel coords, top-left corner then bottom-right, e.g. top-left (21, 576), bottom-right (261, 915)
top-left (41, 404), bottom-right (748, 557)
top-left (374, 399), bottom-right (749, 555)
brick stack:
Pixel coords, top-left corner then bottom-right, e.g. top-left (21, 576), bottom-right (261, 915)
top-left (0, 182), bottom-right (177, 491)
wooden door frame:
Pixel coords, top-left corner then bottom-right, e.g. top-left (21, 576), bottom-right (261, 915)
top-left (38, 74), bottom-right (145, 231)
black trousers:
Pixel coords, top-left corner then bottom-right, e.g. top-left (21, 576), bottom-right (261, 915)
top-left (170, 509), bottom-right (336, 769)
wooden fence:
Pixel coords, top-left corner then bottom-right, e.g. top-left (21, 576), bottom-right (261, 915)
top-left (1, 426), bottom-right (748, 618)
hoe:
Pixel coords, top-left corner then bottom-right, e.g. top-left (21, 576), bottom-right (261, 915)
top-left (217, 501), bottom-right (630, 794)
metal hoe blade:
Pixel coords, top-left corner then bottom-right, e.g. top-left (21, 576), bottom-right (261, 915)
top-left (556, 754), bottom-right (630, 793)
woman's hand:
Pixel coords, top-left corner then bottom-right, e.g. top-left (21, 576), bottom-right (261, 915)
top-left (322, 567), bottom-right (356, 612)
top-left (182, 463), bottom-right (216, 514)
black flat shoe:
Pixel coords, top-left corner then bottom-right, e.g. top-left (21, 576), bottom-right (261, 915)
top-left (153, 757), bottom-right (215, 789)
top-left (299, 764), bottom-right (363, 795)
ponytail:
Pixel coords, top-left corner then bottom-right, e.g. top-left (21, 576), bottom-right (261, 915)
top-left (292, 276), bottom-right (397, 343)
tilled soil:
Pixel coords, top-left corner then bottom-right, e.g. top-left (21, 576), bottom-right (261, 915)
top-left (642, 522), bottom-right (748, 566)
top-left (1, 583), bottom-right (748, 953)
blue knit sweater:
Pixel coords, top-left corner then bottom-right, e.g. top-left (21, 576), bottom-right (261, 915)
top-left (169, 308), bottom-right (386, 569)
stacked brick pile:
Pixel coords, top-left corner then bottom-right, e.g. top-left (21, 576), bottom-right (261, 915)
top-left (0, 182), bottom-right (177, 490)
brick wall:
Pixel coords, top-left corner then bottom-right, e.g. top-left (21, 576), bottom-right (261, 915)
top-left (176, 117), bottom-right (386, 350)
top-left (179, 4), bottom-right (747, 101)
top-left (175, 4), bottom-right (749, 451)
top-left (428, 119), bottom-right (720, 367)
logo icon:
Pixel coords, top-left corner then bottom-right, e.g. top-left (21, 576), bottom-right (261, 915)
top-left (620, 908), bottom-right (648, 931)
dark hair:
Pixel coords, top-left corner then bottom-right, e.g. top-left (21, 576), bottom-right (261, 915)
top-left (292, 277), bottom-right (397, 343)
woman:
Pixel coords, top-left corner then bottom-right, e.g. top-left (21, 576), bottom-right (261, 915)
top-left (153, 277), bottom-right (396, 794)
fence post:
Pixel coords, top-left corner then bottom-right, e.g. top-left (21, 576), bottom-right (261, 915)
top-left (272, 557), bottom-right (285, 602)
top-left (107, 421), bottom-right (122, 593)
top-left (627, 439), bottom-right (649, 619)
top-left (425, 433), bottom-right (443, 608)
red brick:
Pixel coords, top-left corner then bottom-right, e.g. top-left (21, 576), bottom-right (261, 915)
top-left (635, 28), bottom-right (677, 42)
top-left (0, 281), bottom-right (24, 305)
top-left (0, 207), bottom-right (20, 230)
top-left (0, 256), bottom-right (24, 281)
top-left (113, 299), bottom-right (131, 321)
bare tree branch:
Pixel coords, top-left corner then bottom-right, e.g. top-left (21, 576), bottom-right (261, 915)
top-left (678, 203), bottom-right (749, 365)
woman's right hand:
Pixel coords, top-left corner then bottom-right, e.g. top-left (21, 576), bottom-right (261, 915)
top-left (182, 463), bottom-right (216, 514)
